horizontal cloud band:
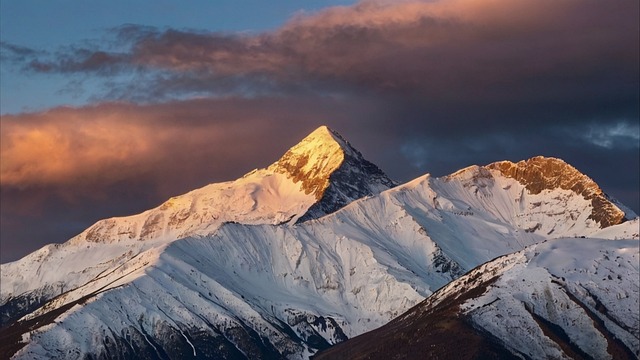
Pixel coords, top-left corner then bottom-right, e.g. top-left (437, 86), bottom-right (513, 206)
top-left (2, 0), bottom-right (637, 103)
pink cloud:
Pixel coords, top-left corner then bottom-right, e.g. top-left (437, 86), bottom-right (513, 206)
top-left (120, 0), bottom-right (636, 94)
top-left (0, 97), bottom-right (383, 191)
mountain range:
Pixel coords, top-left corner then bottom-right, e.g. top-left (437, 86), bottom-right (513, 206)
top-left (1, 126), bottom-right (638, 359)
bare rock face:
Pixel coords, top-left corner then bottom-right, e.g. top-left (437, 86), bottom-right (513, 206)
top-left (268, 126), bottom-right (396, 222)
top-left (487, 156), bottom-right (627, 228)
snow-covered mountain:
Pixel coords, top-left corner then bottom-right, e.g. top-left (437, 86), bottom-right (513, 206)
top-left (315, 232), bottom-right (640, 359)
top-left (1, 126), bottom-right (636, 359)
top-left (0, 125), bottom-right (394, 328)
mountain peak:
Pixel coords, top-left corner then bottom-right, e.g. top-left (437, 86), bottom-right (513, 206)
top-left (291, 125), bottom-right (343, 152)
top-left (269, 125), bottom-right (395, 221)
top-left (487, 156), bottom-right (627, 227)
top-left (268, 126), bottom-right (349, 200)
top-left (304, 125), bottom-right (340, 143)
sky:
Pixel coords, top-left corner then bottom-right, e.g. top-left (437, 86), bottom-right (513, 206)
top-left (1, 0), bottom-right (639, 263)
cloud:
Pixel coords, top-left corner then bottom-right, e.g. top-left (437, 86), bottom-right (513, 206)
top-left (6, 0), bottom-right (635, 148)
top-left (15, 0), bottom-right (637, 105)
top-left (580, 122), bottom-right (640, 149)
top-left (0, 97), bottom-right (370, 189)
top-left (0, 42), bottom-right (42, 61)
top-left (2, 110), bottom-right (152, 187)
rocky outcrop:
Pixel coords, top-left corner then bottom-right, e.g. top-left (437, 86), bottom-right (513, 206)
top-left (487, 156), bottom-right (627, 228)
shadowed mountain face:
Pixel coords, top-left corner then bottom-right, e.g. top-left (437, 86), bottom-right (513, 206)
top-left (1, 126), bottom-right (636, 360)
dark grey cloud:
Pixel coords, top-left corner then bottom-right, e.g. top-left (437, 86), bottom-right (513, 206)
top-left (15, 1), bottom-right (638, 106)
top-left (8, 0), bottom-right (637, 138)
top-left (0, 41), bottom-right (42, 61)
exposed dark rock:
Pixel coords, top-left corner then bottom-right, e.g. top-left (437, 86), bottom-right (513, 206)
top-left (0, 287), bottom-right (56, 328)
top-left (0, 291), bottom-right (99, 359)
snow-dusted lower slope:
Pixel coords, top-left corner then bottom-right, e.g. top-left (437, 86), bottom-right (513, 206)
top-left (316, 237), bottom-right (640, 360)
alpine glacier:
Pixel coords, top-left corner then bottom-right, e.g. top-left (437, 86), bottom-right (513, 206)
top-left (1, 126), bottom-right (636, 359)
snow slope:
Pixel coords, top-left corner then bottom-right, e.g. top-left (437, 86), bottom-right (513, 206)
top-left (315, 237), bottom-right (640, 360)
